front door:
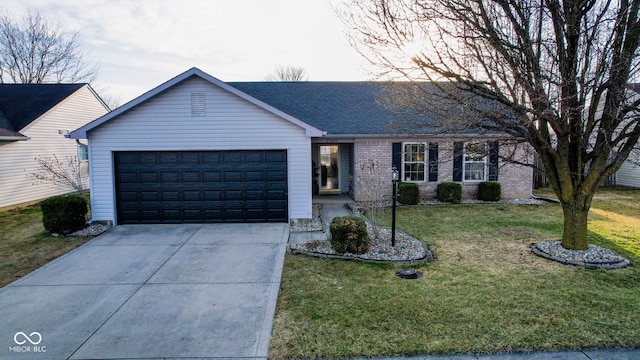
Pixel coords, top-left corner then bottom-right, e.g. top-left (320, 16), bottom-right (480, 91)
top-left (319, 145), bottom-right (340, 193)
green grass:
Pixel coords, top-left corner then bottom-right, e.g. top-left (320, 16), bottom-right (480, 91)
top-left (269, 189), bottom-right (640, 359)
top-left (0, 204), bottom-right (93, 287)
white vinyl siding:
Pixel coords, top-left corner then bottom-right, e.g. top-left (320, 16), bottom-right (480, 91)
top-left (87, 77), bottom-right (313, 223)
top-left (0, 86), bottom-right (108, 208)
top-left (616, 160), bottom-right (639, 188)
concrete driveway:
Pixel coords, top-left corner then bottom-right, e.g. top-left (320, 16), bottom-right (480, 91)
top-left (0, 223), bottom-right (289, 359)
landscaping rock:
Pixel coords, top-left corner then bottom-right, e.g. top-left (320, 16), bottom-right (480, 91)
top-left (70, 223), bottom-right (112, 237)
top-left (531, 240), bottom-right (630, 269)
top-left (290, 220), bottom-right (432, 264)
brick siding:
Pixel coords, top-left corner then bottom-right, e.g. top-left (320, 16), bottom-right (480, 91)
top-left (352, 138), bottom-right (533, 201)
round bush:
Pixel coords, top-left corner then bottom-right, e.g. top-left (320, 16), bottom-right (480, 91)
top-left (436, 182), bottom-right (462, 203)
top-left (329, 216), bottom-right (369, 254)
top-left (41, 194), bottom-right (88, 234)
top-left (398, 182), bottom-right (420, 205)
top-left (478, 181), bottom-right (502, 201)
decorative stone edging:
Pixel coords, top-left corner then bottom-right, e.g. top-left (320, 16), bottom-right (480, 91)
top-left (531, 240), bottom-right (630, 269)
top-left (289, 241), bottom-right (433, 265)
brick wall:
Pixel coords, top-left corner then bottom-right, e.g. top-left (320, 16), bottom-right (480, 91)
top-left (353, 140), bottom-right (394, 201)
top-left (352, 138), bottom-right (533, 201)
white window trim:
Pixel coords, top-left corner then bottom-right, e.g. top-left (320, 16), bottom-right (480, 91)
top-left (77, 143), bottom-right (89, 162)
top-left (463, 142), bottom-right (487, 182)
top-left (402, 142), bottom-right (427, 182)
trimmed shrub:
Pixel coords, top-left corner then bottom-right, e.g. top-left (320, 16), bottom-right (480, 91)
top-left (436, 182), bottom-right (462, 203)
top-left (41, 194), bottom-right (88, 234)
top-left (478, 181), bottom-right (502, 201)
top-left (329, 216), bottom-right (369, 254)
top-left (398, 182), bottom-right (420, 205)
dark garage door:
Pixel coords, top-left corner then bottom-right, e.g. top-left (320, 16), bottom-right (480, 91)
top-left (114, 150), bottom-right (288, 224)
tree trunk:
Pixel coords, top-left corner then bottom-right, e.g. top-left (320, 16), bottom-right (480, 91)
top-left (560, 201), bottom-right (590, 250)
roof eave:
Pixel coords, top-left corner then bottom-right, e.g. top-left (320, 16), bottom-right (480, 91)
top-left (320, 132), bottom-right (511, 139)
top-left (0, 135), bottom-right (30, 141)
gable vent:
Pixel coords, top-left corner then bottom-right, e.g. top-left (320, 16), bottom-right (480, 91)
top-left (191, 92), bottom-right (205, 116)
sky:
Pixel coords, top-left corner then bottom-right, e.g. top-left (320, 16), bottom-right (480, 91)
top-left (1, 0), bottom-right (373, 105)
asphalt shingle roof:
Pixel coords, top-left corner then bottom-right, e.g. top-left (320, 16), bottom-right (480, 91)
top-left (0, 83), bottom-right (85, 132)
top-left (229, 82), bottom-right (436, 135)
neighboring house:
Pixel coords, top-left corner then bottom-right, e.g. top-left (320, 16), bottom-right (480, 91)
top-left (0, 84), bottom-right (110, 209)
top-left (615, 159), bottom-right (640, 188)
top-left (69, 68), bottom-right (532, 225)
top-left (614, 84), bottom-right (640, 188)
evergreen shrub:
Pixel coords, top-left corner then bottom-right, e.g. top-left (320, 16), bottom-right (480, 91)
top-left (41, 194), bottom-right (88, 234)
top-left (436, 182), bottom-right (462, 203)
top-left (478, 181), bottom-right (502, 201)
top-left (398, 182), bottom-right (420, 205)
top-left (329, 216), bottom-right (369, 254)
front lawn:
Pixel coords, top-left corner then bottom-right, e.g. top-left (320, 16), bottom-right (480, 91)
top-left (0, 204), bottom-right (93, 287)
top-left (269, 189), bottom-right (640, 359)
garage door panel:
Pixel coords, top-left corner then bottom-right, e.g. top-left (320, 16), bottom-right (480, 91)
top-left (266, 151), bottom-right (286, 162)
top-left (267, 189), bottom-right (287, 200)
top-left (139, 153), bottom-right (158, 164)
top-left (223, 151), bottom-right (242, 163)
top-left (266, 170), bottom-right (286, 181)
top-left (118, 172), bottom-right (138, 184)
top-left (245, 152), bottom-right (264, 162)
top-left (224, 171), bottom-right (243, 182)
top-left (246, 190), bottom-right (265, 200)
top-left (118, 153), bottom-right (138, 164)
top-left (162, 191), bottom-right (180, 201)
top-left (204, 209), bottom-right (224, 221)
top-left (246, 171), bottom-right (265, 181)
top-left (182, 171), bottom-right (202, 183)
top-left (183, 209), bottom-right (203, 219)
top-left (115, 150), bottom-right (287, 224)
top-left (224, 190), bottom-right (244, 201)
top-left (203, 171), bottom-right (221, 182)
top-left (161, 172), bottom-right (179, 182)
top-left (139, 172), bottom-right (158, 183)
top-left (141, 191), bottom-right (160, 201)
top-left (160, 152), bottom-right (179, 164)
top-left (142, 210), bottom-right (161, 220)
top-left (119, 191), bottom-right (139, 202)
top-left (202, 152), bottom-right (222, 163)
top-left (182, 190), bottom-right (202, 201)
top-left (181, 153), bottom-right (200, 163)
top-left (203, 191), bottom-right (222, 201)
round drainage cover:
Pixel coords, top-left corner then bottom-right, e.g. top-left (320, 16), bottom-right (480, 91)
top-left (396, 269), bottom-right (422, 279)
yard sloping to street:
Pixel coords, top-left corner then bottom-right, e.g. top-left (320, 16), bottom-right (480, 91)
top-left (0, 205), bottom-right (93, 287)
top-left (269, 189), bottom-right (640, 359)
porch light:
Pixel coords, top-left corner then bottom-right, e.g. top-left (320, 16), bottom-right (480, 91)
top-left (391, 167), bottom-right (400, 182)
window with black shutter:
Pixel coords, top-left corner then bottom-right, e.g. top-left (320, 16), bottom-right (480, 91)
top-left (428, 143), bottom-right (438, 182)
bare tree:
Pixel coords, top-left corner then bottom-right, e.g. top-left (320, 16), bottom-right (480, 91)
top-left (265, 65), bottom-right (308, 81)
top-left (339, 0), bottom-right (640, 250)
top-left (30, 154), bottom-right (90, 210)
top-left (357, 159), bottom-right (388, 241)
top-left (0, 9), bottom-right (98, 84)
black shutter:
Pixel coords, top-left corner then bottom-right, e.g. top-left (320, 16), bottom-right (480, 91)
top-left (428, 143), bottom-right (438, 182)
top-left (392, 142), bottom-right (402, 175)
top-left (453, 142), bottom-right (463, 181)
top-left (489, 141), bottom-right (499, 181)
